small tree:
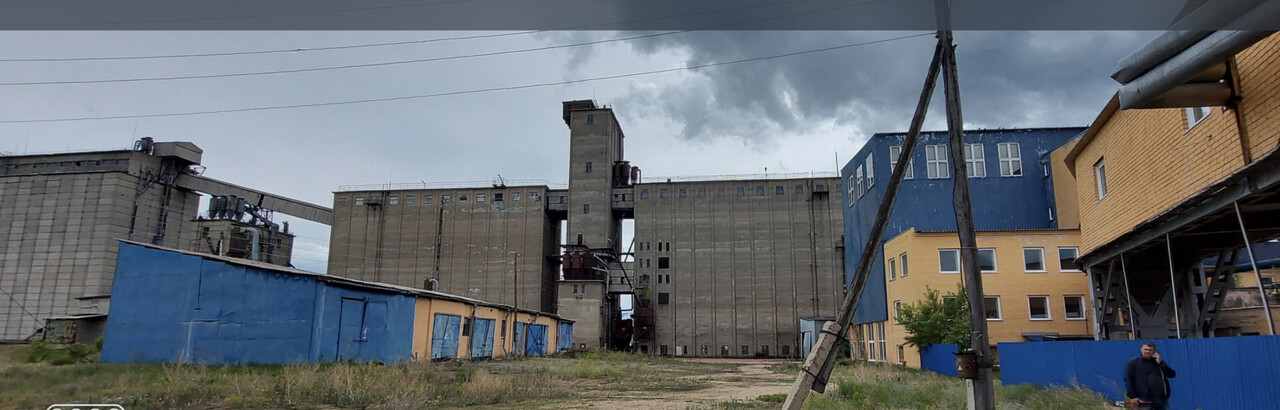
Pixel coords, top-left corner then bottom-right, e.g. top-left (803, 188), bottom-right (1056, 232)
top-left (898, 285), bottom-right (969, 349)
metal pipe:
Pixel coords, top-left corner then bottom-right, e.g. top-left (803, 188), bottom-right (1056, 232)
top-left (1120, 254), bottom-right (1137, 338)
top-left (1165, 233), bottom-right (1182, 338)
top-left (1234, 201), bottom-right (1276, 335)
top-left (239, 227), bottom-right (260, 261)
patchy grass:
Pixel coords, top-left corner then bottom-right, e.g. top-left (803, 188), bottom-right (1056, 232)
top-left (801, 361), bottom-right (1109, 409)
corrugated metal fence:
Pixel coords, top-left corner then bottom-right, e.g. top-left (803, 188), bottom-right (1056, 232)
top-left (920, 343), bottom-right (959, 377)
top-left (999, 336), bottom-right (1280, 409)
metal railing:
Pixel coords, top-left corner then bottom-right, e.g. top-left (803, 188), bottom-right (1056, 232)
top-left (643, 171), bottom-right (839, 183)
top-left (337, 179), bottom-right (567, 192)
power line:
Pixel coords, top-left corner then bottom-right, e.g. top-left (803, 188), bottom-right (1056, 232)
top-left (0, 0), bottom-right (895, 86)
top-left (0, 32), bottom-right (932, 124)
top-left (0, 0), bottom-right (476, 30)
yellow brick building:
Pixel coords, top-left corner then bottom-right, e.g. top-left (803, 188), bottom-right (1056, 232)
top-left (856, 229), bottom-right (1091, 368)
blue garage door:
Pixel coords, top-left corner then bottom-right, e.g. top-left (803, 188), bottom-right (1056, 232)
top-left (470, 318), bottom-right (495, 359)
top-left (556, 323), bottom-right (574, 352)
top-left (430, 313), bottom-right (462, 360)
top-left (513, 323), bottom-right (525, 356)
top-left (524, 324), bottom-right (548, 356)
top-left (336, 298), bottom-right (366, 361)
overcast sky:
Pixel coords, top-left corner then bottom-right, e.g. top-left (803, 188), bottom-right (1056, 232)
top-left (0, 31), bottom-right (1158, 272)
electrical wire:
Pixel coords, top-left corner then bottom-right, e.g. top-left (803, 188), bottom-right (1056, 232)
top-left (0, 32), bottom-right (932, 124)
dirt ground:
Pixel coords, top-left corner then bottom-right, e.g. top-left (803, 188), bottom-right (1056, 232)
top-left (550, 359), bottom-right (800, 409)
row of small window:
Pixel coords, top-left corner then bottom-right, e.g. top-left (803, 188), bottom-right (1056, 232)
top-left (638, 241), bottom-right (671, 252)
top-left (637, 257), bottom-right (671, 269)
top-left (903, 247), bottom-right (1079, 278)
top-left (850, 142), bottom-right (1025, 202)
top-left (892, 295), bottom-right (1087, 322)
top-left (4, 159), bottom-right (130, 170)
top-left (338, 192), bottom-right (542, 206)
top-left (640, 185), bottom-right (807, 199)
top-left (661, 344), bottom-right (783, 357)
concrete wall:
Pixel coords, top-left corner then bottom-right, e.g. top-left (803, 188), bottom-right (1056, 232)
top-left (559, 280), bottom-right (606, 348)
top-left (843, 128), bottom-right (1084, 325)
top-left (566, 106), bottom-right (624, 251)
top-left (634, 177), bottom-right (844, 357)
top-left (877, 229), bottom-right (1091, 368)
top-left (0, 150), bottom-right (200, 340)
top-left (328, 185), bottom-right (558, 312)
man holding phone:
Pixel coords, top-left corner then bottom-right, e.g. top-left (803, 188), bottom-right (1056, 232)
top-left (1124, 342), bottom-right (1177, 409)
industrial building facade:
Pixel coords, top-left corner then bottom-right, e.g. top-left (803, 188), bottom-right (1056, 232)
top-left (329, 101), bottom-right (846, 356)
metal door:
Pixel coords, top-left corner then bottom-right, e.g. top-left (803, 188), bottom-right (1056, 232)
top-left (430, 313), bottom-right (461, 360)
top-left (336, 298), bottom-right (366, 361)
top-left (470, 318), bottom-right (495, 358)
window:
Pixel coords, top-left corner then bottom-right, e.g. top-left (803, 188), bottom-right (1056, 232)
top-left (964, 143), bottom-right (986, 178)
top-left (698, 187), bottom-right (706, 198)
top-left (659, 189), bottom-right (669, 198)
top-left (678, 188), bottom-right (687, 198)
top-left (888, 258), bottom-right (897, 281)
top-left (641, 189), bottom-right (649, 199)
top-left (898, 345), bottom-right (905, 365)
top-left (984, 296), bottom-right (1002, 320)
top-left (939, 249), bottom-right (960, 273)
top-left (583, 204), bottom-right (590, 214)
top-left (512, 192), bottom-right (520, 201)
top-left (1023, 248), bottom-right (1046, 272)
top-left (585, 162), bottom-right (593, 173)
top-left (1185, 106), bottom-right (1210, 129)
top-left (878, 322), bottom-right (886, 360)
top-left (476, 194), bottom-right (486, 202)
top-left (737, 187), bottom-right (745, 196)
top-left (1094, 158), bottom-right (1108, 199)
top-left (742, 345), bottom-right (750, 356)
top-left (1058, 247), bottom-right (1080, 271)
top-left (868, 326), bottom-right (877, 362)
top-left (776, 185), bottom-right (784, 195)
top-left (847, 175), bottom-right (856, 203)
top-left (354, 197), bottom-right (365, 206)
top-left (816, 184), bottom-right (826, 191)
top-left (530, 192), bottom-right (540, 201)
top-left (658, 257), bottom-right (670, 269)
top-left (424, 195), bottom-right (435, 204)
top-left (979, 248), bottom-right (997, 272)
top-left (493, 193), bottom-right (503, 202)
top-left (866, 153), bottom-right (875, 187)
top-left (855, 167), bottom-right (864, 198)
top-left (1028, 296), bottom-right (1050, 320)
top-left (406, 195), bottom-right (416, 205)
top-left (796, 185), bottom-right (804, 194)
top-left (889, 145), bottom-right (914, 179)
top-left (900, 253), bottom-right (908, 277)
top-left (459, 195), bottom-right (468, 202)
top-left (338, 198), bottom-right (348, 207)
top-left (998, 142), bottom-right (1022, 177)
top-left (756, 186), bottom-right (765, 196)
top-left (926, 144), bottom-right (949, 178)
top-left (658, 292), bottom-right (670, 305)
top-left (893, 300), bottom-right (902, 323)
top-left (442, 195), bottom-right (451, 203)
top-left (717, 187), bottom-right (726, 197)
top-left (1064, 296), bottom-right (1085, 320)
top-left (586, 113), bottom-right (595, 124)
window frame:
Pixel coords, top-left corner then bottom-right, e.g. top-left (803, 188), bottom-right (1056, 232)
top-left (978, 248), bottom-right (997, 273)
top-left (1094, 158), bottom-right (1108, 199)
top-left (998, 142), bottom-right (1023, 177)
top-left (889, 145), bottom-right (914, 179)
top-left (964, 143), bottom-right (986, 178)
top-left (866, 153), bottom-right (875, 188)
top-left (1185, 106), bottom-right (1211, 129)
top-left (926, 144), bottom-right (949, 179)
top-left (1028, 295), bottom-right (1051, 321)
top-left (893, 300), bottom-right (902, 323)
top-left (900, 253), bottom-right (908, 277)
top-left (888, 257), bottom-right (897, 281)
top-left (855, 166), bottom-right (864, 198)
top-left (1023, 247), bottom-right (1047, 273)
top-left (1058, 247), bottom-right (1080, 272)
top-left (1063, 295), bottom-right (1086, 320)
top-left (984, 296), bottom-right (1003, 321)
top-left (939, 249), bottom-right (961, 274)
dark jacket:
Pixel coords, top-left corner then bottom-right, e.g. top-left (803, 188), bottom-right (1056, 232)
top-left (1125, 356), bottom-right (1176, 403)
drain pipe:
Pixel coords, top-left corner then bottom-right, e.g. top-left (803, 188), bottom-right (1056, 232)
top-left (239, 226), bottom-right (261, 261)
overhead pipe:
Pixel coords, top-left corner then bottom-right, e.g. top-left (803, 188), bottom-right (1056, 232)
top-left (1118, 29), bottom-right (1275, 109)
top-left (239, 226), bottom-right (261, 261)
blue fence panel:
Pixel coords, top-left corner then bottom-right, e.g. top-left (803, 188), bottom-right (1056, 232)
top-left (470, 318), bottom-right (495, 359)
top-left (1000, 336), bottom-right (1280, 409)
top-left (513, 323), bottom-right (525, 356)
top-left (525, 324), bottom-right (548, 356)
top-left (919, 343), bottom-right (959, 377)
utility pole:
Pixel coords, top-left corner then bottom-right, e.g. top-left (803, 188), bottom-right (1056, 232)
top-left (783, 39), bottom-right (945, 410)
top-left (937, 0), bottom-right (996, 406)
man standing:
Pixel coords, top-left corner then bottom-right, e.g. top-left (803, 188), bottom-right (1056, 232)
top-left (1124, 342), bottom-right (1177, 409)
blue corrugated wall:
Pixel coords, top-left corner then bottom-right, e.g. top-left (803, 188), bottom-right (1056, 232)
top-left (556, 323), bottom-right (574, 352)
top-left (999, 336), bottom-right (1280, 409)
top-left (919, 343), bottom-right (959, 377)
top-left (843, 129), bottom-right (1084, 325)
top-left (103, 242), bottom-right (415, 364)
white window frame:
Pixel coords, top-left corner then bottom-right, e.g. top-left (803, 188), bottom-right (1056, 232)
top-left (926, 144), bottom-right (949, 179)
top-left (354, 197), bottom-right (364, 206)
top-left (866, 153), bottom-right (875, 188)
top-left (1028, 295), bottom-right (1051, 320)
top-left (1023, 247), bottom-right (1047, 273)
top-left (878, 322), bottom-right (886, 360)
top-left (1064, 295), bottom-right (1086, 320)
top-left (855, 166), bottom-right (864, 198)
top-left (998, 142), bottom-right (1023, 177)
top-left (939, 249), bottom-right (961, 274)
top-left (1094, 158), bottom-right (1108, 199)
top-left (1058, 247), bottom-right (1080, 272)
top-left (1185, 106), bottom-right (1211, 129)
top-left (984, 296), bottom-right (1003, 321)
top-left (476, 194), bottom-right (486, 203)
top-left (900, 253), bottom-right (908, 277)
top-left (847, 175), bottom-right (856, 205)
top-left (888, 257), bottom-right (897, 281)
top-left (964, 143), bottom-right (986, 178)
top-left (388, 196), bottom-right (399, 205)
top-left (889, 145), bottom-right (914, 179)
top-left (978, 248), bottom-right (997, 273)
top-left (893, 300), bottom-right (902, 323)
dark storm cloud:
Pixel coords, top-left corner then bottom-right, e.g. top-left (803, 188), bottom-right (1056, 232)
top-left (585, 31), bottom-right (1158, 146)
